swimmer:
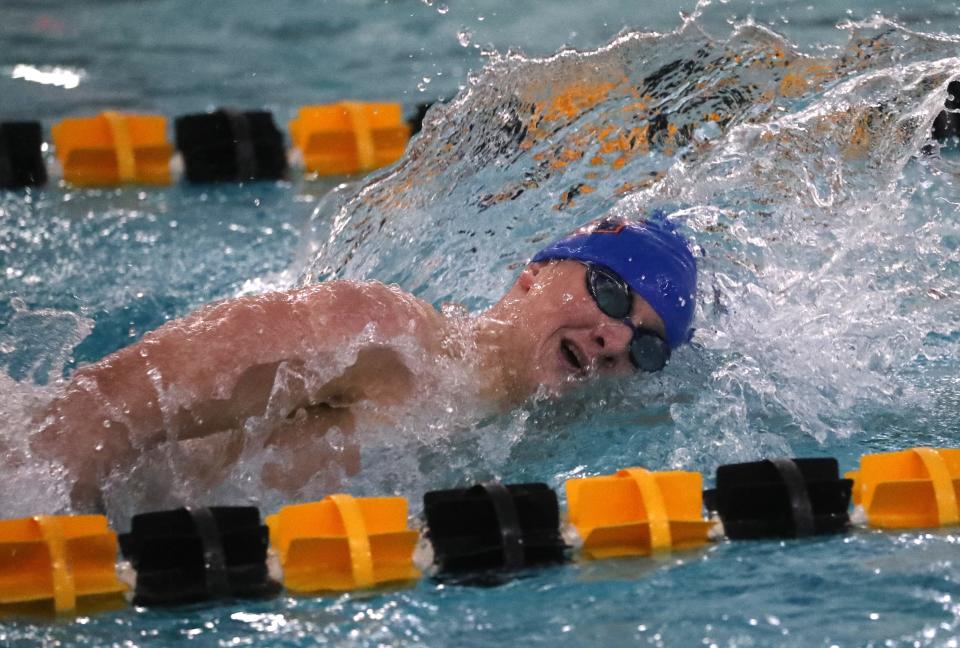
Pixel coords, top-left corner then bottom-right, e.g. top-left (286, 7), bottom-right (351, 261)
top-left (29, 213), bottom-right (697, 510)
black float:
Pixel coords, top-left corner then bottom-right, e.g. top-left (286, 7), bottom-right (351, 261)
top-left (0, 121), bottom-right (47, 189)
top-left (406, 102), bottom-right (434, 135)
top-left (932, 80), bottom-right (960, 147)
top-left (174, 109), bottom-right (288, 183)
top-left (119, 506), bottom-right (279, 605)
top-left (423, 482), bottom-right (568, 576)
top-left (703, 458), bottom-right (852, 539)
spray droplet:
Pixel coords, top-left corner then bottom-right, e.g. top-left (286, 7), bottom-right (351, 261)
top-left (457, 28), bottom-right (473, 47)
top-left (437, 3), bottom-right (449, 14)
top-left (327, 428), bottom-right (345, 452)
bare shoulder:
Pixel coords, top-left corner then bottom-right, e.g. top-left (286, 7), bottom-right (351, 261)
top-left (131, 280), bottom-right (447, 367)
top-left (293, 280), bottom-right (445, 341)
top-left (150, 279), bottom-right (437, 330)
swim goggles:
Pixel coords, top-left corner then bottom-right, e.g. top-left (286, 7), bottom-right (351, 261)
top-left (584, 263), bottom-right (671, 372)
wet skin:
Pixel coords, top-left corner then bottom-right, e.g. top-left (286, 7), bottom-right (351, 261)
top-left (31, 281), bottom-right (444, 509)
top-left (31, 261), bottom-right (665, 510)
top-left (479, 260), bottom-right (667, 398)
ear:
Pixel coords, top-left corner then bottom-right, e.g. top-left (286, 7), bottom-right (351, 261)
top-left (516, 262), bottom-right (545, 292)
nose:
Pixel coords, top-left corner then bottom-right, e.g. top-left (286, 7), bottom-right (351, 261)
top-left (589, 320), bottom-right (633, 365)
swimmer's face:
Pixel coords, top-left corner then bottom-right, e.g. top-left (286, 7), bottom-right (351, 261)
top-left (505, 260), bottom-right (666, 395)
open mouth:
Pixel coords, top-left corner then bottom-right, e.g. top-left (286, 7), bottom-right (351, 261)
top-left (560, 338), bottom-right (587, 374)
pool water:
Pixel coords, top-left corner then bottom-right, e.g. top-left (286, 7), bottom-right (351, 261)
top-left (2, 0), bottom-right (960, 645)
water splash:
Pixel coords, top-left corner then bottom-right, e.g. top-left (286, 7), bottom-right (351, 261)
top-left (1, 16), bottom-right (958, 526)
top-left (0, 301), bottom-right (86, 517)
top-left (300, 17), bottom-right (960, 479)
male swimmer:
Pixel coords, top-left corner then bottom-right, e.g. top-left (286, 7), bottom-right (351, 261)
top-left (30, 213), bottom-right (697, 510)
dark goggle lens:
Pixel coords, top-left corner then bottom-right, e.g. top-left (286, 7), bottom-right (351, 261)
top-left (587, 264), bottom-right (671, 373)
top-left (587, 266), bottom-right (632, 320)
top-left (629, 333), bottom-right (670, 372)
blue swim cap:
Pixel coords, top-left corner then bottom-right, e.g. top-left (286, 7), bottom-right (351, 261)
top-left (531, 212), bottom-right (697, 349)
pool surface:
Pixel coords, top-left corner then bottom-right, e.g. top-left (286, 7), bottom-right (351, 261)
top-left (1, 0), bottom-right (959, 645)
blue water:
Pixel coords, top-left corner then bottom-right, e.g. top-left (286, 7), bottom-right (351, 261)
top-left (2, 0), bottom-right (960, 645)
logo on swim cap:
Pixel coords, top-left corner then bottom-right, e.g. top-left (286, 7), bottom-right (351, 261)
top-left (580, 217), bottom-right (627, 235)
top-left (531, 212), bottom-right (697, 349)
